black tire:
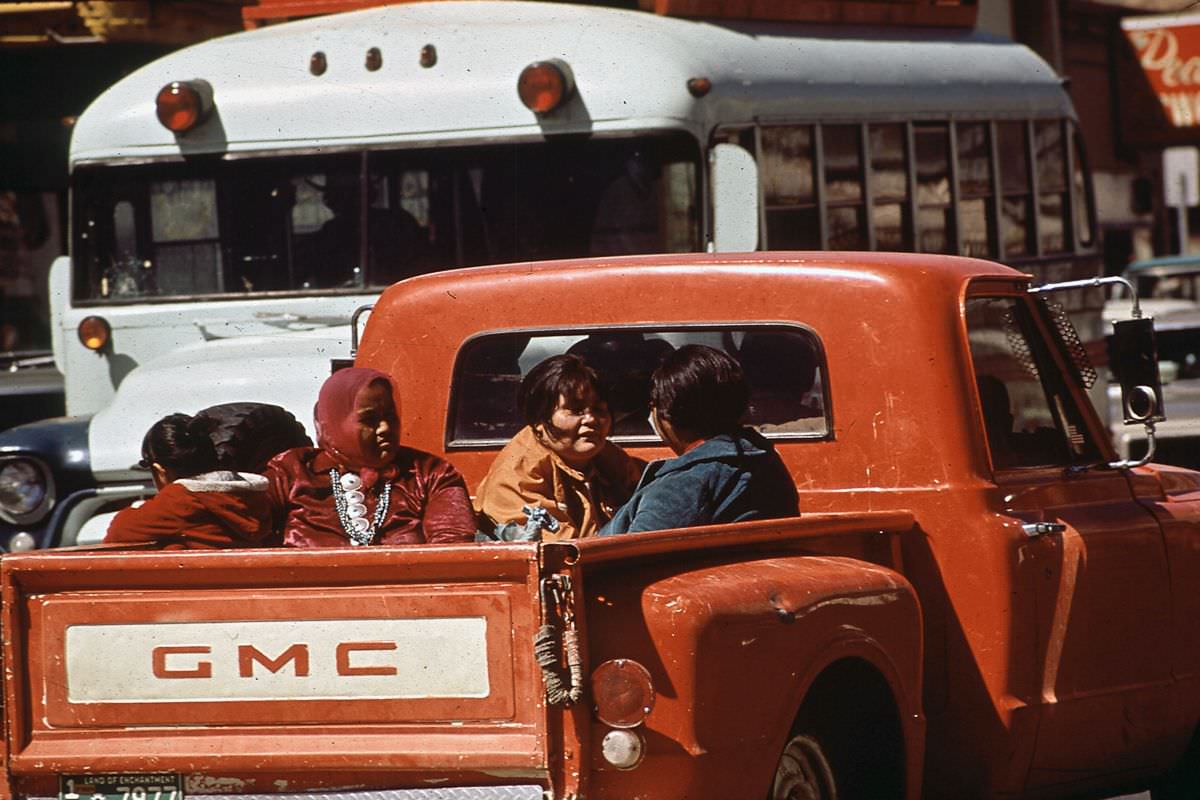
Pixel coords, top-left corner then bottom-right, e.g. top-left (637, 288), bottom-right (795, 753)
top-left (770, 733), bottom-right (839, 800)
top-left (195, 402), bottom-right (312, 473)
top-left (1152, 729), bottom-right (1200, 800)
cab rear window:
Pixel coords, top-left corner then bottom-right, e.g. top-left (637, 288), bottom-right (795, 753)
top-left (448, 326), bottom-right (830, 447)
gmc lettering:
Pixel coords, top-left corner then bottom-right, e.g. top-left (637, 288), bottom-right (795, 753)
top-left (151, 642), bottom-right (399, 679)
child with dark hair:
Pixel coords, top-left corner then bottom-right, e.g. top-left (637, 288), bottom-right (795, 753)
top-left (599, 345), bottom-right (798, 535)
top-left (104, 413), bottom-right (276, 549)
top-left (474, 354), bottom-right (644, 540)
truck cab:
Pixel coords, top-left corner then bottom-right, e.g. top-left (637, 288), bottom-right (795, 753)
top-left (2, 252), bottom-right (1198, 800)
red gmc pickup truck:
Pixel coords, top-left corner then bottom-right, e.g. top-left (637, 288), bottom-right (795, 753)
top-left (2, 253), bottom-right (1198, 800)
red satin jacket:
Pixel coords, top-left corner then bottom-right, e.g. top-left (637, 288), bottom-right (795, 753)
top-left (104, 471), bottom-right (276, 550)
top-left (265, 446), bottom-right (476, 547)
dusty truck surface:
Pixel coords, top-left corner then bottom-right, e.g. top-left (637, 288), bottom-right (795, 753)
top-left (2, 252), bottom-right (1199, 800)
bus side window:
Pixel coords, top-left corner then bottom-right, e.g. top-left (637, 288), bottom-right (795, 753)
top-left (870, 123), bottom-right (912, 251)
top-left (1070, 123), bottom-right (1095, 249)
top-left (997, 121), bottom-right (1034, 258)
top-left (823, 124), bottom-right (867, 250)
top-left (957, 122), bottom-right (997, 259)
top-left (915, 123), bottom-right (954, 255)
top-left (1035, 120), bottom-right (1068, 255)
top-left (761, 126), bottom-right (820, 249)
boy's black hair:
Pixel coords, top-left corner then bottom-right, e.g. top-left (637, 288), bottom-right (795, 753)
top-left (650, 344), bottom-right (748, 438)
top-left (138, 413), bottom-right (220, 477)
top-left (519, 354), bottom-right (607, 428)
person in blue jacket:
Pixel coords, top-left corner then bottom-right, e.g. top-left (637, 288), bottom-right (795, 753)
top-left (598, 344), bottom-right (799, 536)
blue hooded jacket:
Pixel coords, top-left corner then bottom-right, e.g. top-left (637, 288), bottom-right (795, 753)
top-left (598, 427), bottom-right (798, 536)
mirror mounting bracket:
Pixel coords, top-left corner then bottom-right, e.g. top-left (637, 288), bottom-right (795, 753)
top-left (1030, 275), bottom-right (1142, 318)
top-left (1030, 275), bottom-right (1159, 471)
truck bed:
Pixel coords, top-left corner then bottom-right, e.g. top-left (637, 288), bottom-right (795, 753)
top-left (1, 545), bottom-right (547, 797)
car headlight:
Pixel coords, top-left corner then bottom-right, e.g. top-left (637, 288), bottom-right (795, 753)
top-left (0, 458), bottom-right (51, 522)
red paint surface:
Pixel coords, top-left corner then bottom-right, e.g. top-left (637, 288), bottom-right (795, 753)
top-left (3, 253), bottom-right (1199, 800)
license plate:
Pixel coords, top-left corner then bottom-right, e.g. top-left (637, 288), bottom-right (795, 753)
top-left (60, 774), bottom-right (183, 800)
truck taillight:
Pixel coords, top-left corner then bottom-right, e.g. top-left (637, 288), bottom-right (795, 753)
top-left (517, 60), bottom-right (574, 114)
top-left (156, 80), bottom-right (213, 133)
top-left (591, 658), bottom-right (654, 728)
top-left (591, 659), bottom-right (653, 769)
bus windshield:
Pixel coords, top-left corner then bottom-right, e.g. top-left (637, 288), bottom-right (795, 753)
top-left (71, 133), bottom-right (700, 303)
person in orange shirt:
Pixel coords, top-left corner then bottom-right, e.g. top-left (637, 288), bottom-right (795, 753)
top-left (475, 354), bottom-right (644, 540)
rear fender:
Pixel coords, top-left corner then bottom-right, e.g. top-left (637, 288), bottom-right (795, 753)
top-left (581, 550), bottom-right (922, 799)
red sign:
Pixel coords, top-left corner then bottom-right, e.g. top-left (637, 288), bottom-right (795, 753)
top-left (1124, 14), bottom-right (1200, 127)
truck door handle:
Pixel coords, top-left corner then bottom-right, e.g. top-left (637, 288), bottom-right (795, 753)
top-left (1022, 522), bottom-right (1066, 538)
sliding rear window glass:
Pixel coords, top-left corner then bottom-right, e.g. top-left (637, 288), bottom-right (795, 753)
top-left (448, 325), bottom-right (831, 448)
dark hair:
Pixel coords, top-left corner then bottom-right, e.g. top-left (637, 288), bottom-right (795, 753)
top-left (138, 413), bottom-right (220, 477)
top-left (650, 345), bottom-right (748, 438)
top-left (519, 354), bottom-right (606, 427)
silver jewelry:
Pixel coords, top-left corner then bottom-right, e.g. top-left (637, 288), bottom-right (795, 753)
top-left (330, 468), bottom-right (391, 546)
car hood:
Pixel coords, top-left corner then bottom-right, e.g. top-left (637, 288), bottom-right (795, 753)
top-left (88, 328), bottom-right (351, 476)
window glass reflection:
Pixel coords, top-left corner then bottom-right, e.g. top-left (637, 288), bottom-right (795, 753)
top-left (761, 126), bottom-right (815, 205)
top-left (915, 124), bottom-right (953, 254)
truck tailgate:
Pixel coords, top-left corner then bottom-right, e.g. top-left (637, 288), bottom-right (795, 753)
top-left (1, 545), bottom-right (546, 792)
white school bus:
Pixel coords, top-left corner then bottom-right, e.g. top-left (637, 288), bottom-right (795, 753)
top-left (0, 0), bottom-right (1098, 549)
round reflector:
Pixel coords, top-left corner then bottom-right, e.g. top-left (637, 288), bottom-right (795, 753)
top-left (591, 658), bottom-right (654, 728)
top-left (518, 60), bottom-right (572, 114)
top-left (156, 81), bottom-right (204, 132)
top-left (77, 315), bottom-right (111, 351)
top-left (600, 728), bottom-right (645, 770)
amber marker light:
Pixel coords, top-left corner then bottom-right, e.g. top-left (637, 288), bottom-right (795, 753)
top-left (591, 658), bottom-right (655, 729)
top-left (155, 80), bottom-right (212, 133)
top-left (687, 77), bottom-right (712, 98)
top-left (518, 59), bottom-right (575, 114)
top-left (77, 316), bottom-right (111, 352)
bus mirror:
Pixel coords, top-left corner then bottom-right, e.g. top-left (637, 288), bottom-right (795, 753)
top-left (1109, 317), bottom-right (1166, 424)
top-left (710, 143), bottom-right (759, 252)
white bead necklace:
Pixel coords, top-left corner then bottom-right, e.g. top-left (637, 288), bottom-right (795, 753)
top-left (330, 468), bottom-right (391, 546)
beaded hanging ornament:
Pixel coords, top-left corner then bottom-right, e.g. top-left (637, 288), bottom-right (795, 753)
top-left (330, 469), bottom-right (391, 546)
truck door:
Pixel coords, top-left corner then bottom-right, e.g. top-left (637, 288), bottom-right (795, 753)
top-left (965, 294), bottom-right (1173, 791)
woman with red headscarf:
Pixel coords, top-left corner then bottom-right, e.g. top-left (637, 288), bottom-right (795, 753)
top-left (265, 367), bottom-right (475, 546)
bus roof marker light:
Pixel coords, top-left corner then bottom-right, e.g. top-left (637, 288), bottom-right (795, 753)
top-left (77, 316), bottom-right (111, 352)
top-left (310, 51), bottom-right (327, 76)
top-left (687, 77), bottom-right (712, 98)
top-left (420, 44), bottom-right (437, 68)
top-left (518, 59), bottom-right (575, 114)
top-left (366, 47), bottom-right (382, 72)
top-left (155, 80), bottom-right (212, 133)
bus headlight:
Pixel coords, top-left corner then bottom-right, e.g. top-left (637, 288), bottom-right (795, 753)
top-left (0, 459), bottom-right (52, 523)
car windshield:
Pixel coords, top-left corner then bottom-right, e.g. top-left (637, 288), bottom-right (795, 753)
top-left (72, 134), bottom-right (700, 303)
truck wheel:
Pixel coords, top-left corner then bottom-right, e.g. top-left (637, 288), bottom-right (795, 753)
top-left (770, 733), bottom-right (838, 800)
top-left (1152, 729), bottom-right (1200, 800)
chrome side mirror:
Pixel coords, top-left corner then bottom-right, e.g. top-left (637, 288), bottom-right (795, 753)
top-left (1110, 317), bottom-right (1165, 424)
top-left (1030, 275), bottom-right (1162, 469)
